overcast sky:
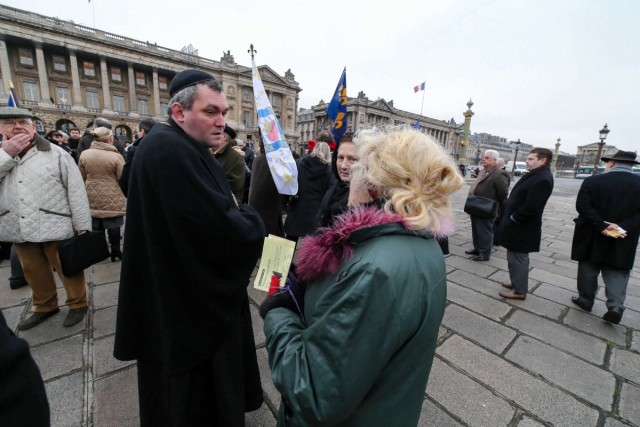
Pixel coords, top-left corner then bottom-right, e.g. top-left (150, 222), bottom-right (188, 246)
top-left (4, 0), bottom-right (638, 154)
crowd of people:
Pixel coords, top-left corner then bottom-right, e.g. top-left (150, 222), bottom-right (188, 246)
top-left (0, 67), bottom-right (638, 426)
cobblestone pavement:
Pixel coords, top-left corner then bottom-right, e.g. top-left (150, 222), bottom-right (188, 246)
top-left (1, 177), bottom-right (638, 426)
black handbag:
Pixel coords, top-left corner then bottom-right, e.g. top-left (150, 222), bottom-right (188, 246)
top-left (57, 231), bottom-right (110, 276)
top-left (463, 195), bottom-right (496, 218)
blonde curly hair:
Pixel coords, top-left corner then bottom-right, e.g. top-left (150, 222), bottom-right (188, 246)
top-left (353, 126), bottom-right (464, 233)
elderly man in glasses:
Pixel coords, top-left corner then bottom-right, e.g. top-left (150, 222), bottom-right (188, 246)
top-left (0, 107), bottom-right (91, 330)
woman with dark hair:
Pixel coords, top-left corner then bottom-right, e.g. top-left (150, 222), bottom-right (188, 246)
top-left (78, 127), bottom-right (126, 261)
top-left (260, 126), bottom-right (464, 426)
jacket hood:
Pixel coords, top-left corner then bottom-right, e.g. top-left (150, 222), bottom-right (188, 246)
top-left (300, 156), bottom-right (331, 181)
top-left (296, 207), bottom-right (414, 282)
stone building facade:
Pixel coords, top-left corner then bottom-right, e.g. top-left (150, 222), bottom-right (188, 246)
top-left (296, 91), bottom-right (464, 156)
top-left (0, 4), bottom-right (301, 145)
top-left (575, 142), bottom-right (620, 166)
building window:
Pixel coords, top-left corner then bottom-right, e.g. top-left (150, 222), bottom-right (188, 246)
top-left (85, 90), bottom-right (100, 109)
top-left (272, 93), bottom-right (281, 108)
top-left (52, 56), bottom-right (66, 72)
top-left (138, 99), bottom-right (149, 115)
top-left (23, 80), bottom-right (40, 102)
top-left (158, 76), bottom-right (168, 91)
top-left (243, 87), bottom-right (251, 102)
top-left (135, 71), bottom-right (146, 87)
top-left (83, 61), bottom-right (96, 77)
top-left (55, 86), bottom-right (71, 105)
top-left (159, 102), bottom-right (169, 116)
top-left (19, 48), bottom-right (34, 67)
top-left (113, 95), bottom-right (126, 112)
top-left (242, 110), bottom-right (252, 127)
top-left (111, 67), bottom-right (122, 82)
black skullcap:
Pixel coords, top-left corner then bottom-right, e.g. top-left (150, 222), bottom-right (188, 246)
top-left (169, 69), bottom-right (217, 97)
top-left (224, 124), bottom-right (236, 140)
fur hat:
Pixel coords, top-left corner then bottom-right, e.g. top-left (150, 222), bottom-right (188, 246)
top-left (169, 69), bottom-right (217, 97)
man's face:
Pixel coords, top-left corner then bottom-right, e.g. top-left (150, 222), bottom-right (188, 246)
top-left (481, 153), bottom-right (497, 169)
top-left (526, 153), bottom-right (547, 170)
top-left (336, 141), bottom-right (358, 182)
top-left (53, 134), bottom-right (64, 143)
top-left (1, 118), bottom-right (36, 140)
top-left (173, 86), bottom-right (228, 149)
top-left (70, 129), bottom-right (80, 139)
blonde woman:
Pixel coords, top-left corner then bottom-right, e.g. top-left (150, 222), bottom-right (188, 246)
top-left (260, 126), bottom-right (464, 426)
top-left (78, 127), bottom-right (126, 261)
top-left (283, 141), bottom-right (334, 241)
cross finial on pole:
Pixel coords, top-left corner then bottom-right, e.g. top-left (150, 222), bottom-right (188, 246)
top-left (248, 44), bottom-right (257, 60)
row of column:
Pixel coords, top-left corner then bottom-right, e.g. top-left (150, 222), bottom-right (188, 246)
top-left (0, 38), bottom-right (163, 117)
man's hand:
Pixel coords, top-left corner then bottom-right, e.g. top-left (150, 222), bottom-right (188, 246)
top-left (602, 222), bottom-right (627, 238)
top-left (2, 134), bottom-right (32, 157)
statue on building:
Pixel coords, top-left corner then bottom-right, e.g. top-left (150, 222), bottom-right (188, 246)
top-left (221, 50), bottom-right (235, 64)
top-left (285, 69), bottom-right (295, 81)
top-left (357, 91), bottom-right (368, 101)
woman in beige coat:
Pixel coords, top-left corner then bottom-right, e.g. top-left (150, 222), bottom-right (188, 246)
top-left (78, 127), bottom-right (126, 261)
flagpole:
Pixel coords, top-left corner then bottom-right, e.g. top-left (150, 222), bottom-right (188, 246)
top-left (419, 83), bottom-right (425, 118)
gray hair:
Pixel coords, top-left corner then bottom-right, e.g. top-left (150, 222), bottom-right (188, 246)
top-left (485, 149), bottom-right (500, 160)
top-left (169, 80), bottom-right (224, 114)
top-left (312, 141), bottom-right (331, 164)
top-left (496, 158), bottom-right (505, 168)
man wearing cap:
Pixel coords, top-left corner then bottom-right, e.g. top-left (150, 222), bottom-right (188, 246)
top-left (0, 107), bottom-right (92, 329)
top-left (113, 69), bottom-right (266, 425)
top-left (212, 124), bottom-right (246, 203)
top-left (570, 150), bottom-right (640, 324)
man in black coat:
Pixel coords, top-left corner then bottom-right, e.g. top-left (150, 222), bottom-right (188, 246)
top-left (570, 150), bottom-right (640, 324)
top-left (498, 148), bottom-right (554, 299)
top-left (119, 118), bottom-right (157, 197)
top-left (113, 69), bottom-right (266, 426)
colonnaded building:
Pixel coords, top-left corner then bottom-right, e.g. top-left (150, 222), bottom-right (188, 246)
top-left (0, 4), bottom-right (301, 145)
top-left (297, 92), bottom-right (466, 157)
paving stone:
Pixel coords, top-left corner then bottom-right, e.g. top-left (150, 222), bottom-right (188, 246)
top-left (533, 283), bottom-right (580, 307)
top-left (446, 282), bottom-right (511, 321)
top-left (610, 348), bottom-right (640, 384)
top-left (445, 255), bottom-right (500, 278)
top-left (0, 281), bottom-right (31, 309)
top-left (438, 335), bottom-right (600, 426)
top-left (442, 304), bottom-right (517, 353)
top-left (94, 334), bottom-right (135, 377)
top-left (418, 398), bottom-right (463, 426)
top-left (1, 305), bottom-right (25, 330)
top-left (529, 269), bottom-right (576, 290)
top-left (256, 347), bottom-right (280, 412)
top-left (426, 357), bottom-right (515, 426)
top-left (31, 335), bottom-right (84, 381)
top-left (245, 404), bottom-right (276, 427)
top-left (505, 310), bottom-right (607, 365)
top-left (46, 371), bottom-right (84, 427)
top-left (619, 382), bottom-right (640, 426)
top-left (563, 308), bottom-right (627, 347)
top-left (92, 281), bottom-right (120, 309)
top-left (604, 417), bottom-right (634, 427)
top-left (632, 331), bottom-right (640, 353)
top-left (93, 367), bottom-right (139, 427)
top-left (93, 261), bottom-right (122, 285)
top-left (447, 269), bottom-right (505, 298)
top-left (93, 305), bottom-right (117, 339)
top-left (250, 303), bottom-right (265, 347)
top-left (530, 258), bottom-right (577, 279)
top-left (18, 307), bottom-right (86, 346)
top-left (505, 336), bottom-right (615, 409)
top-left (502, 292), bottom-right (566, 321)
top-left (517, 416), bottom-right (546, 426)
top-left (623, 293), bottom-right (640, 312)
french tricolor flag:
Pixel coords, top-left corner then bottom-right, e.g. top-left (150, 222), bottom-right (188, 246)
top-left (413, 82), bottom-right (426, 93)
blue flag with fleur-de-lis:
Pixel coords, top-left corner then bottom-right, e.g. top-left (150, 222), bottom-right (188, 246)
top-left (326, 68), bottom-right (347, 143)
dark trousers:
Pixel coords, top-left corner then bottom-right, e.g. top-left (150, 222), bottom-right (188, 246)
top-left (470, 215), bottom-right (494, 258)
top-left (507, 250), bottom-right (530, 294)
top-left (577, 261), bottom-right (629, 309)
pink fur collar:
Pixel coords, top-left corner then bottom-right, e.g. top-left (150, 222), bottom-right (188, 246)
top-left (295, 207), bottom-right (408, 282)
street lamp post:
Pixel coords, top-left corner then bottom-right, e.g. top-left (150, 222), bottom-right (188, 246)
top-left (552, 137), bottom-right (561, 172)
top-left (511, 139), bottom-right (521, 176)
top-left (592, 123), bottom-right (610, 176)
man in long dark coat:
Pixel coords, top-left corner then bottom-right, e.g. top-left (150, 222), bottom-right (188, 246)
top-left (113, 69), bottom-right (266, 426)
top-left (570, 150), bottom-right (640, 324)
top-left (498, 148), bottom-right (554, 299)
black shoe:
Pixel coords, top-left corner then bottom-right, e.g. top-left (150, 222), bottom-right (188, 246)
top-left (9, 279), bottom-right (28, 290)
top-left (602, 307), bottom-right (624, 324)
top-left (110, 249), bottom-right (122, 262)
top-left (465, 249), bottom-right (480, 255)
top-left (63, 307), bottom-right (88, 327)
top-left (471, 255), bottom-right (489, 261)
top-left (17, 308), bottom-right (60, 331)
top-left (571, 296), bottom-right (593, 312)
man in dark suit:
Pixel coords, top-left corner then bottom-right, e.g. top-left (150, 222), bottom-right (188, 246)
top-left (570, 150), bottom-right (640, 324)
top-left (465, 150), bottom-right (509, 261)
top-left (498, 148), bottom-right (554, 299)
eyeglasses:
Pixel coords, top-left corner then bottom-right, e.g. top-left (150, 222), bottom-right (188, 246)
top-left (1, 119), bottom-right (32, 127)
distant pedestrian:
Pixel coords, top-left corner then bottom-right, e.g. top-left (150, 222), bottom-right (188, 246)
top-left (570, 150), bottom-right (640, 324)
top-left (113, 69), bottom-right (265, 425)
top-left (212, 125), bottom-right (245, 203)
top-left (77, 117), bottom-right (112, 159)
top-left (119, 118), bottom-right (156, 197)
top-left (493, 157), bottom-right (511, 245)
top-left (498, 148), bottom-right (554, 299)
top-left (465, 150), bottom-right (509, 261)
